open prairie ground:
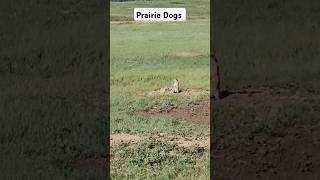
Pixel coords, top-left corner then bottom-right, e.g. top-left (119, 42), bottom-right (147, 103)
top-left (111, 0), bottom-right (210, 179)
top-left (213, 0), bottom-right (320, 179)
top-left (1, 1), bottom-right (107, 179)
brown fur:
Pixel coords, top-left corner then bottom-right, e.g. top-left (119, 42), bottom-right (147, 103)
top-left (211, 53), bottom-right (220, 100)
top-left (172, 79), bottom-right (180, 93)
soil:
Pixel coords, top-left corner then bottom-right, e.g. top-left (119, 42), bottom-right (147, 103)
top-left (167, 101), bottom-right (209, 125)
top-left (143, 87), bottom-right (209, 124)
top-left (110, 133), bottom-right (143, 145)
top-left (145, 88), bottom-right (209, 97)
top-left (212, 85), bottom-right (320, 179)
top-left (213, 125), bottom-right (320, 180)
top-left (143, 101), bottom-right (210, 125)
top-left (216, 85), bottom-right (320, 107)
top-left (152, 132), bottom-right (209, 148)
top-left (116, 84), bottom-right (320, 178)
top-left (110, 132), bottom-right (209, 149)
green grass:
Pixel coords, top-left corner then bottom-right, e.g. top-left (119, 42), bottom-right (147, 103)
top-left (111, 0), bottom-right (210, 179)
top-left (212, 0), bottom-right (320, 145)
top-left (1, 0), bottom-right (107, 179)
top-left (214, 0), bottom-right (320, 89)
top-left (213, 103), bottom-right (320, 145)
top-left (112, 140), bottom-right (209, 180)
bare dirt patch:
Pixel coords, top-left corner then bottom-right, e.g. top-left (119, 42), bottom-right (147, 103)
top-left (110, 132), bottom-right (209, 149)
top-left (138, 101), bottom-right (209, 125)
top-left (175, 51), bottom-right (204, 58)
top-left (152, 132), bottom-right (209, 148)
top-left (145, 88), bottom-right (209, 97)
top-left (110, 133), bottom-right (143, 146)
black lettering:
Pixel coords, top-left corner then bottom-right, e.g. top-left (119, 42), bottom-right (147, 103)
top-left (136, 12), bottom-right (141, 18)
top-left (163, 12), bottom-right (168, 18)
top-left (173, 14), bottom-right (178, 20)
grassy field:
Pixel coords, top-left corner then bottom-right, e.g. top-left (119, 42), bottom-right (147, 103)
top-left (213, 0), bottom-right (320, 146)
top-left (213, 0), bottom-right (320, 178)
top-left (111, 0), bottom-right (210, 179)
top-left (0, 0), bottom-right (107, 179)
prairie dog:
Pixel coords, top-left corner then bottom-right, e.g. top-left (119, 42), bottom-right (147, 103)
top-left (211, 53), bottom-right (220, 100)
top-left (172, 79), bottom-right (180, 93)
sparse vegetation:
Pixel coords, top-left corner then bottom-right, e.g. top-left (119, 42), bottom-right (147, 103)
top-left (1, 0), bottom-right (107, 179)
top-left (111, 0), bottom-right (210, 179)
top-left (112, 139), bottom-right (209, 180)
top-left (213, 0), bottom-right (320, 145)
top-left (213, 0), bottom-right (320, 178)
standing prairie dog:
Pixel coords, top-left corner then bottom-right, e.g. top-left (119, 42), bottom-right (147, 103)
top-left (172, 79), bottom-right (180, 93)
top-left (211, 53), bottom-right (220, 100)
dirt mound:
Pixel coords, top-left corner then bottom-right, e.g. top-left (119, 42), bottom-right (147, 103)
top-left (110, 133), bottom-right (142, 145)
top-left (145, 88), bottom-right (209, 97)
top-left (175, 51), bottom-right (204, 58)
top-left (213, 125), bottom-right (320, 179)
top-left (110, 132), bottom-right (209, 148)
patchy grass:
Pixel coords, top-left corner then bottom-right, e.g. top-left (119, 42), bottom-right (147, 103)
top-left (111, 139), bottom-right (209, 180)
top-left (212, 0), bottom-right (320, 145)
top-left (212, 1), bottom-right (320, 178)
top-left (111, 0), bottom-right (210, 179)
top-left (0, 0), bottom-right (107, 179)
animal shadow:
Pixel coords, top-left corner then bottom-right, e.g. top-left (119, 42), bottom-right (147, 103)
top-left (211, 89), bottom-right (263, 100)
